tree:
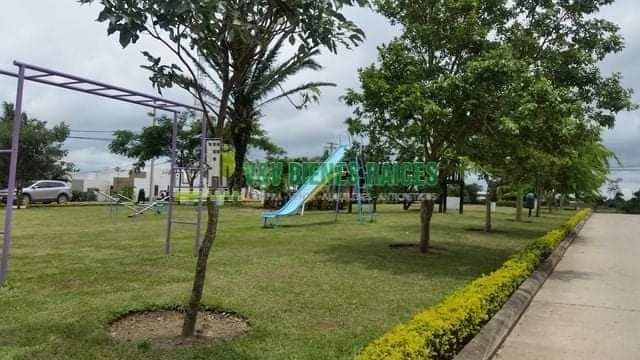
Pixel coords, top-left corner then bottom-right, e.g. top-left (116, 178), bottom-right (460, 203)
top-left (622, 188), bottom-right (640, 214)
top-left (0, 102), bottom-right (74, 197)
top-left (463, 0), bottom-right (634, 228)
top-left (458, 182), bottom-right (482, 204)
top-left (82, 0), bottom-right (368, 337)
top-left (227, 43), bottom-right (334, 190)
top-left (607, 177), bottom-right (623, 200)
top-left (345, 0), bottom-right (509, 252)
top-left (505, 0), bottom-right (635, 207)
top-left (507, 0), bottom-right (633, 128)
top-left (110, 113), bottom-right (202, 190)
top-left (554, 137), bottom-right (615, 206)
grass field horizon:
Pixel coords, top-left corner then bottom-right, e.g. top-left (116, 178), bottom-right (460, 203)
top-left (0, 204), bottom-right (573, 359)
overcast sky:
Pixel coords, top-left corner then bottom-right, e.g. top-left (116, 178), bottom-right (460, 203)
top-left (0, 1), bottom-right (638, 196)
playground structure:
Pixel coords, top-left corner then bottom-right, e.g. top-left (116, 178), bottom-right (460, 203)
top-left (0, 61), bottom-right (213, 286)
top-left (262, 144), bottom-right (375, 227)
top-left (95, 190), bottom-right (169, 217)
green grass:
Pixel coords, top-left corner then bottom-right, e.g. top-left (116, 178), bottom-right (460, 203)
top-left (0, 204), bottom-right (572, 359)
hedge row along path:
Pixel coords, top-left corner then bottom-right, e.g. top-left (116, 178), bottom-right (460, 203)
top-left (357, 209), bottom-right (591, 360)
top-left (494, 213), bottom-right (640, 359)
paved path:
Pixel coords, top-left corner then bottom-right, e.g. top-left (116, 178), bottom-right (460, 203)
top-left (494, 213), bottom-right (640, 360)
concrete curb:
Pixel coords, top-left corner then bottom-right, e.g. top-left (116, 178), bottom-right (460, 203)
top-left (454, 213), bottom-right (592, 360)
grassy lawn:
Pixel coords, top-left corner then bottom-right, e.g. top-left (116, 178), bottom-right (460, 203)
top-left (0, 204), bottom-right (572, 359)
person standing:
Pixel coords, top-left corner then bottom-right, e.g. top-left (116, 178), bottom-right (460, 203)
top-left (525, 192), bottom-right (536, 217)
top-left (137, 188), bottom-right (146, 204)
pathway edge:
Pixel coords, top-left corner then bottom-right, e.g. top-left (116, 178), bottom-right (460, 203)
top-left (454, 212), bottom-right (592, 360)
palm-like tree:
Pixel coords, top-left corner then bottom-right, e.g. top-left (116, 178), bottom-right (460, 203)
top-left (226, 28), bottom-right (336, 189)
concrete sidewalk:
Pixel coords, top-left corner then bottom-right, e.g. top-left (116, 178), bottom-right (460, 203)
top-left (494, 213), bottom-right (640, 360)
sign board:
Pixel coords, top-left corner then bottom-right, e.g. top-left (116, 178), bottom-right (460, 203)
top-left (206, 138), bottom-right (222, 187)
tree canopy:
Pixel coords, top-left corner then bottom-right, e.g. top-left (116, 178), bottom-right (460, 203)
top-left (82, 0), bottom-right (370, 337)
top-left (0, 102), bottom-right (74, 189)
top-left (346, 0), bottom-right (634, 245)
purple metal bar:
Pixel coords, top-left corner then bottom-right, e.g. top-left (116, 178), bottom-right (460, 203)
top-left (165, 112), bottom-right (178, 256)
top-left (26, 73), bottom-right (52, 80)
top-left (1, 69), bottom-right (179, 113)
top-left (21, 76), bottom-right (181, 113)
top-left (85, 87), bottom-right (110, 92)
top-left (1, 63), bottom-right (204, 114)
top-left (0, 65), bottom-right (25, 286)
top-left (14, 61), bottom-right (202, 112)
top-left (58, 81), bottom-right (82, 86)
top-left (0, 69), bottom-right (17, 77)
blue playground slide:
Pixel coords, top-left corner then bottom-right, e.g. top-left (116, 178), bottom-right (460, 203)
top-left (263, 145), bottom-right (348, 226)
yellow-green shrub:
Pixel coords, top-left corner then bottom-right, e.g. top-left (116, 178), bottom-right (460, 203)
top-left (357, 209), bottom-right (591, 360)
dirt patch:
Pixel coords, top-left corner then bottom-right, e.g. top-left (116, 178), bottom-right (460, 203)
top-left (110, 310), bottom-right (249, 348)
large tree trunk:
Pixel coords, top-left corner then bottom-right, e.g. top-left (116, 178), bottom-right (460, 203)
top-left (535, 186), bottom-right (542, 217)
top-left (229, 123), bottom-right (249, 191)
top-left (515, 188), bottom-right (523, 221)
top-left (485, 197), bottom-right (492, 232)
top-left (485, 181), bottom-right (495, 232)
top-left (438, 181), bottom-right (445, 213)
top-left (348, 186), bottom-right (353, 213)
top-left (420, 199), bottom-right (434, 253)
top-left (182, 198), bottom-right (220, 337)
top-left (459, 180), bottom-right (464, 215)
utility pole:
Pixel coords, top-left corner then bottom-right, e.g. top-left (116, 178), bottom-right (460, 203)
top-left (325, 141), bottom-right (339, 154)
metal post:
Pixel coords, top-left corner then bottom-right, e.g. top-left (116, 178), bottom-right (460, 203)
top-left (148, 108), bottom-right (156, 200)
top-left (1, 65), bottom-right (25, 286)
top-left (459, 176), bottom-right (464, 215)
top-left (195, 114), bottom-right (207, 255)
top-left (164, 112), bottom-right (178, 256)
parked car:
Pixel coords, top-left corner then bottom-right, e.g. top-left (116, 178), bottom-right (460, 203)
top-left (0, 180), bottom-right (72, 205)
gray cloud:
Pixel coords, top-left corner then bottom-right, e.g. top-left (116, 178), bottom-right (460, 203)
top-left (0, 1), bottom-right (638, 196)
top-left (598, 0), bottom-right (640, 195)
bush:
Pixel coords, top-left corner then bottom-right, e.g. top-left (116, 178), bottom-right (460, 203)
top-left (71, 190), bottom-right (98, 202)
top-left (116, 186), bottom-right (134, 200)
top-left (357, 209), bottom-right (591, 360)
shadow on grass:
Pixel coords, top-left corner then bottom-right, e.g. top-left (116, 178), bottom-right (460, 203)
top-left (380, 220), bottom-right (545, 241)
top-left (317, 237), bottom-right (515, 278)
top-left (505, 218), bottom-right (534, 223)
top-left (463, 227), bottom-right (511, 234)
top-left (274, 220), bottom-right (338, 229)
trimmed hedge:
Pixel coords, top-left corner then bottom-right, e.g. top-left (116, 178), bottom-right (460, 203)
top-left (357, 209), bottom-right (591, 360)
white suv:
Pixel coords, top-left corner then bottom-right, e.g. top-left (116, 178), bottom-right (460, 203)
top-left (21, 180), bottom-right (72, 205)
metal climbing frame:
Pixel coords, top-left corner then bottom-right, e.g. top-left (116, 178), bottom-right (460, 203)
top-left (0, 61), bottom-right (208, 286)
top-left (354, 146), bottom-right (375, 223)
